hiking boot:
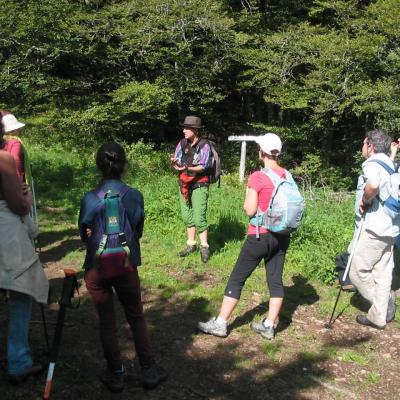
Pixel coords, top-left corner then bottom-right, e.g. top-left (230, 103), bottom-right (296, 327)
top-left (251, 319), bottom-right (275, 340)
top-left (179, 245), bottom-right (197, 257)
top-left (141, 363), bottom-right (167, 389)
top-left (99, 369), bottom-right (125, 393)
top-left (356, 315), bottom-right (385, 330)
top-left (387, 290), bottom-right (397, 323)
top-left (197, 317), bottom-right (227, 337)
top-left (8, 363), bottom-right (44, 384)
top-left (200, 246), bottom-right (210, 263)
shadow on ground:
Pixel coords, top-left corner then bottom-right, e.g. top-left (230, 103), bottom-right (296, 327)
top-left (38, 227), bottom-right (84, 264)
top-left (229, 274), bottom-right (319, 333)
top-left (0, 267), bottom-right (367, 400)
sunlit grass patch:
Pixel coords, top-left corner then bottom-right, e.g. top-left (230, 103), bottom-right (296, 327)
top-left (261, 341), bottom-right (281, 363)
top-left (366, 371), bottom-right (381, 384)
top-left (339, 350), bottom-right (369, 366)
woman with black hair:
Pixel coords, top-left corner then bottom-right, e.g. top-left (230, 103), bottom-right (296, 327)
top-left (79, 142), bottom-right (165, 394)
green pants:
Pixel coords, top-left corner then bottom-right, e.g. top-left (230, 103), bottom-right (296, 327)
top-left (179, 186), bottom-right (209, 233)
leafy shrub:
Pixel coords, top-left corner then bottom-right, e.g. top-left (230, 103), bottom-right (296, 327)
top-left (292, 153), bottom-right (353, 191)
top-left (125, 140), bottom-right (171, 180)
top-left (286, 190), bottom-right (355, 284)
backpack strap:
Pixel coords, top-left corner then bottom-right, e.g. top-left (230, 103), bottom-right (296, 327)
top-left (196, 138), bottom-right (208, 151)
top-left (118, 184), bottom-right (130, 198)
top-left (94, 188), bottom-right (107, 200)
top-left (368, 159), bottom-right (395, 175)
top-left (261, 168), bottom-right (287, 207)
top-left (117, 185), bottom-right (131, 265)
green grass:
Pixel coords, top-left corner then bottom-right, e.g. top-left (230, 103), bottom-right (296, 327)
top-left (339, 350), bottom-right (369, 366)
top-left (28, 141), bottom-right (358, 289)
top-left (366, 371), bottom-right (381, 384)
top-left (4, 142), bottom-right (396, 400)
top-left (261, 341), bottom-right (281, 362)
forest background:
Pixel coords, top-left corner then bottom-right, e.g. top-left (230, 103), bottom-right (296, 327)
top-left (1, 0), bottom-right (399, 191)
top-left (1, 0), bottom-right (400, 281)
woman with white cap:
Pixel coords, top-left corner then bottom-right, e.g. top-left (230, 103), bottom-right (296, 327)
top-left (198, 133), bottom-right (291, 340)
top-left (0, 116), bottom-right (48, 383)
top-left (0, 111), bottom-right (29, 183)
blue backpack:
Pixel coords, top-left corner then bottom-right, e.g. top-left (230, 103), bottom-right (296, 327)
top-left (89, 186), bottom-right (134, 278)
top-left (250, 168), bottom-right (304, 238)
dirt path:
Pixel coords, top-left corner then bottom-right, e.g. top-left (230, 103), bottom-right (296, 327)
top-left (1, 239), bottom-right (400, 400)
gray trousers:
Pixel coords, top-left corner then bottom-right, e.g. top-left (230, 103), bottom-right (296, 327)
top-left (349, 230), bottom-right (394, 327)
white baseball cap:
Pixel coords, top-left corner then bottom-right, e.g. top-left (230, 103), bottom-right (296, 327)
top-left (2, 114), bottom-right (25, 134)
top-left (255, 133), bottom-right (282, 155)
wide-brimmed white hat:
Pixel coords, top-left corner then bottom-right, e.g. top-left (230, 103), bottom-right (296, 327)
top-left (1, 114), bottom-right (25, 133)
top-left (255, 133), bottom-right (282, 155)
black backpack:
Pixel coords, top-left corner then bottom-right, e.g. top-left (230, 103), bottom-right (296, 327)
top-left (202, 139), bottom-right (221, 185)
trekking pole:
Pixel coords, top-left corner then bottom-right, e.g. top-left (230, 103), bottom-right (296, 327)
top-left (31, 173), bottom-right (38, 226)
top-left (28, 166), bottom-right (48, 352)
top-left (40, 303), bottom-right (50, 353)
top-left (43, 269), bottom-right (78, 400)
top-left (325, 215), bottom-right (365, 329)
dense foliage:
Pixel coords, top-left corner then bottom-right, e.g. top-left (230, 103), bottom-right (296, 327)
top-left (1, 1), bottom-right (400, 185)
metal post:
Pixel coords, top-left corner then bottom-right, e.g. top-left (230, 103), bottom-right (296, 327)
top-left (239, 141), bottom-right (247, 182)
top-left (228, 135), bottom-right (257, 182)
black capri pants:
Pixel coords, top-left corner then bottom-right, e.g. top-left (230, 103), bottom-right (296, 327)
top-left (224, 233), bottom-right (290, 299)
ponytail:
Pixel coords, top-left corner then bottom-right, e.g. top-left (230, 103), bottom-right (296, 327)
top-left (96, 142), bottom-right (127, 179)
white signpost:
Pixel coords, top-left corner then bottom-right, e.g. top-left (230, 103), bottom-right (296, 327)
top-left (228, 135), bottom-right (257, 182)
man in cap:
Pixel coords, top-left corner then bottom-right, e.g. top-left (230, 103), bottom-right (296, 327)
top-left (171, 115), bottom-right (212, 263)
top-left (198, 133), bottom-right (292, 339)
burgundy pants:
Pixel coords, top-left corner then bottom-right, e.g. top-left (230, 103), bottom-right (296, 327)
top-left (84, 267), bottom-right (153, 371)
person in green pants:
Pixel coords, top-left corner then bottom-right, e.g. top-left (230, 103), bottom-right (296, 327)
top-left (171, 115), bottom-right (212, 263)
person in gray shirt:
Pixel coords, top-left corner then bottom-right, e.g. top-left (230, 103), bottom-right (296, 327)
top-left (350, 129), bottom-right (397, 329)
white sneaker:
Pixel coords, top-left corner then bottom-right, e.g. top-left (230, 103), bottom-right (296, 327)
top-left (250, 319), bottom-right (275, 340)
top-left (197, 318), bottom-right (227, 337)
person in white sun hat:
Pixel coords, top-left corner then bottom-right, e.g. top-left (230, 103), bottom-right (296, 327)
top-left (0, 111), bottom-right (29, 183)
top-left (0, 113), bottom-right (48, 384)
top-left (198, 133), bottom-right (296, 340)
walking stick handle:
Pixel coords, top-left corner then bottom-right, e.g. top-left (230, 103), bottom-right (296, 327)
top-left (43, 362), bottom-right (55, 400)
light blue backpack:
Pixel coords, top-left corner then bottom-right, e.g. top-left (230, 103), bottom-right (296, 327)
top-left (250, 168), bottom-right (304, 238)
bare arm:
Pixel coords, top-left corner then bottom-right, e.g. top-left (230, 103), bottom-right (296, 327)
top-left (0, 151), bottom-right (32, 215)
top-left (390, 139), bottom-right (400, 161)
top-left (243, 187), bottom-right (258, 217)
top-left (359, 179), bottom-right (379, 214)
